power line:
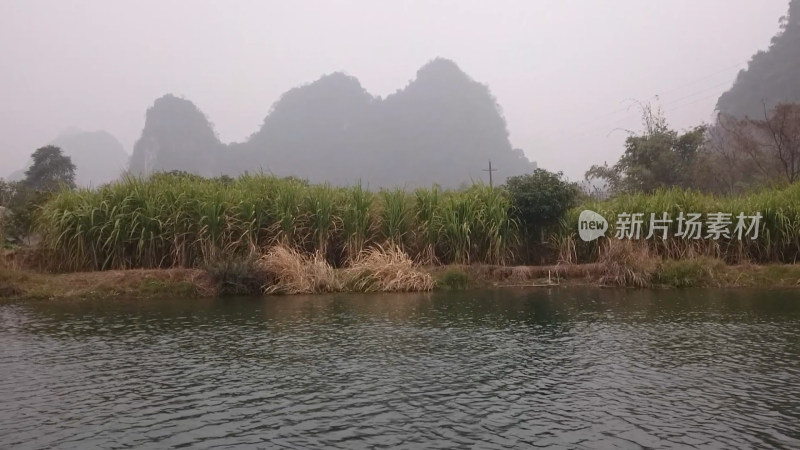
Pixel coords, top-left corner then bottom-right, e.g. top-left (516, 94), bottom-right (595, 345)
top-left (534, 62), bottom-right (748, 143)
top-left (563, 61), bottom-right (746, 127)
top-left (664, 90), bottom-right (729, 115)
top-left (660, 78), bottom-right (737, 109)
top-left (655, 60), bottom-right (747, 98)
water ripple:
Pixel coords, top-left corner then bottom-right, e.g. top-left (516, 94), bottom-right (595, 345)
top-left (1, 288), bottom-right (800, 448)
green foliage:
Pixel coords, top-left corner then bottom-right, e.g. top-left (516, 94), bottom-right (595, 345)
top-left (585, 105), bottom-right (706, 194)
top-left (0, 180), bottom-right (16, 207)
top-left (474, 185), bottom-right (517, 264)
top-left (0, 180), bottom-right (15, 247)
top-left (305, 184), bottom-right (337, 256)
top-left (36, 174), bottom-right (520, 271)
top-left (656, 258), bottom-right (724, 288)
top-left (341, 183), bottom-right (374, 259)
top-left (436, 267), bottom-right (470, 290)
top-left (697, 102), bottom-right (800, 195)
top-left (505, 169), bottom-right (580, 239)
top-left (204, 254), bottom-right (264, 296)
top-left (1, 182), bottom-right (52, 244)
top-left (23, 145), bottom-right (76, 191)
top-left (270, 179), bottom-right (303, 246)
top-left (439, 191), bottom-right (477, 264)
top-left (1, 146), bottom-right (78, 244)
top-left (414, 186), bottom-right (441, 263)
top-left (558, 184), bottom-right (800, 264)
top-left (48, 130), bottom-right (128, 187)
top-left (380, 189), bottom-right (411, 248)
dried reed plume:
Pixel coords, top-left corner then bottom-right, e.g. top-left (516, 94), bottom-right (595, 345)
top-left (258, 245), bottom-right (339, 294)
top-left (597, 238), bottom-right (659, 288)
top-left (344, 244), bottom-right (434, 292)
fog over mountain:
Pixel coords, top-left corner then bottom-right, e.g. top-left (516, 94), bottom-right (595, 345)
top-left (716, 0), bottom-right (800, 118)
top-left (129, 96), bottom-right (220, 177)
top-left (131, 58), bottom-right (536, 188)
top-left (8, 129), bottom-right (128, 187)
top-left (1, 1), bottom-right (791, 181)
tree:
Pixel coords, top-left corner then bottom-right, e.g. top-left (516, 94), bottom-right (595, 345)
top-left (0, 179), bottom-right (16, 207)
top-left (505, 169), bottom-right (581, 241)
top-left (585, 104), bottom-right (706, 194)
top-left (3, 146), bottom-right (76, 243)
top-left (695, 116), bottom-right (764, 194)
top-left (705, 103), bottom-right (800, 191)
top-left (746, 103), bottom-right (800, 184)
top-left (23, 145), bottom-right (76, 191)
top-left (0, 179), bottom-right (14, 246)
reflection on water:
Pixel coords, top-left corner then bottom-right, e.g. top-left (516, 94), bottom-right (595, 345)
top-left (1, 288), bottom-right (800, 448)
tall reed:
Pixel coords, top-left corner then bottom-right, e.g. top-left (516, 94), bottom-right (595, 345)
top-left (36, 174), bottom-right (520, 271)
top-left (380, 188), bottom-right (411, 249)
top-left (341, 183), bottom-right (374, 261)
top-left (556, 184), bottom-right (800, 264)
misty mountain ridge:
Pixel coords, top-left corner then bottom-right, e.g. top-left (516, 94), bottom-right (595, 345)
top-left (716, 0), bottom-right (800, 118)
top-left (8, 128), bottom-right (129, 187)
top-left (130, 58), bottom-right (537, 188)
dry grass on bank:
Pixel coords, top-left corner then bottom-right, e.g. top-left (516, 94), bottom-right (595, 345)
top-left (258, 246), bottom-right (340, 294)
top-left (441, 238), bottom-right (800, 289)
top-left (460, 263), bottom-right (605, 283)
top-left (256, 244), bottom-right (434, 294)
top-left (1, 244), bottom-right (439, 299)
top-left (343, 245), bottom-right (434, 292)
top-left (596, 239), bottom-right (660, 288)
top-left (558, 184), bottom-right (800, 264)
top-left (3, 243), bottom-right (799, 301)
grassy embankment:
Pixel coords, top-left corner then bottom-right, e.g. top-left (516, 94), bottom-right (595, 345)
top-left (34, 173), bottom-right (516, 271)
top-left (2, 175), bottom-right (799, 300)
top-left (0, 266), bottom-right (212, 300)
top-left (3, 256), bottom-right (799, 301)
top-left (552, 184), bottom-right (800, 288)
top-left (3, 173), bottom-right (508, 299)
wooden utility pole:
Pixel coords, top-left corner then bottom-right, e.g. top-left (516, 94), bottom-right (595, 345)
top-left (483, 160), bottom-right (497, 188)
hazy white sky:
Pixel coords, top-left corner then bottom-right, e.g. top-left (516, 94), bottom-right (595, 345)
top-left (0, 0), bottom-right (789, 180)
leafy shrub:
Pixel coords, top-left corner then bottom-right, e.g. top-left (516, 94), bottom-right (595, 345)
top-left (204, 254), bottom-right (264, 296)
top-left (656, 257), bottom-right (725, 288)
top-left (436, 267), bottom-right (471, 290)
top-left (505, 169), bottom-right (581, 241)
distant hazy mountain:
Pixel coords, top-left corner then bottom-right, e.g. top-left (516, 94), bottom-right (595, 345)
top-left (8, 129), bottom-right (128, 187)
top-left (716, 0), bottom-right (800, 118)
top-left (129, 95), bottom-right (222, 177)
top-left (130, 58), bottom-right (537, 188)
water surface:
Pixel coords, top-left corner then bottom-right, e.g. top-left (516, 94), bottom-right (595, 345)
top-left (2, 288), bottom-right (800, 448)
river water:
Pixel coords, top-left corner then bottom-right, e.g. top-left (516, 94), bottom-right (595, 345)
top-left (1, 288), bottom-right (799, 449)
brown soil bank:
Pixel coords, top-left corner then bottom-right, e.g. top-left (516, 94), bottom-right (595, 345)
top-left (2, 260), bottom-right (799, 301)
top-left (0, 268), bottom-right (215, 301)
top-left (440, 261), bottom-right (800, 290)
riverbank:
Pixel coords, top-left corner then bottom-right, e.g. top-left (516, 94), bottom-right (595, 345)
top-left (0, 267), bottom-right (215, 301)
top-left (448, 260), bottom-right (800, 289)
top-left (2, 260), bottom-right (799, 301)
